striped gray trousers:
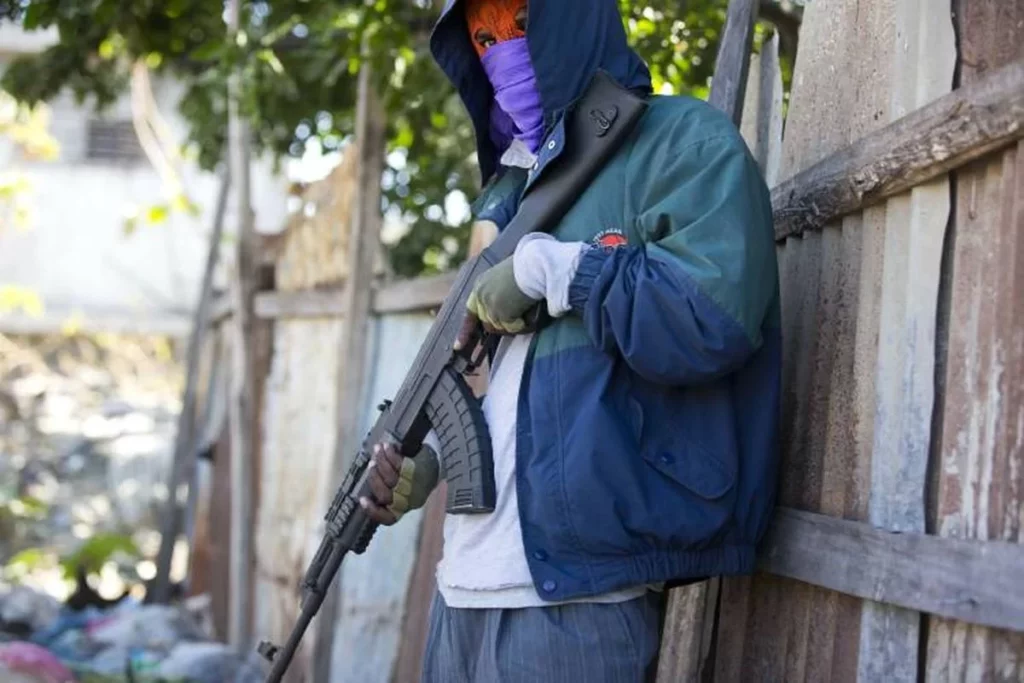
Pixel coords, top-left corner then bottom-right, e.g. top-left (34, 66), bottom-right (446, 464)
top-left (421, 591), bottom-right (662, 683)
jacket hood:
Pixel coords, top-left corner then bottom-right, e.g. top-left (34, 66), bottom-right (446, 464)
top-left (429, 0), bottom-right (652, 184)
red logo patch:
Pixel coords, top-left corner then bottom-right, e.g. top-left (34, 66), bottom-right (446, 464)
top-left (593, 229), bottom-right (627, 248)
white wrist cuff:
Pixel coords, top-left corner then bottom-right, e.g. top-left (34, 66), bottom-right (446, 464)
top-left (512, 234), bottom-right (587, 318)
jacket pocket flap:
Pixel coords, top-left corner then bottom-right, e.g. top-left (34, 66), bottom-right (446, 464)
top-left (643, 445), bottom-right (735, 500)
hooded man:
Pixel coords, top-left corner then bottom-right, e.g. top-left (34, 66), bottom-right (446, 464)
top-left (360, 0), bottom-right (780, 680)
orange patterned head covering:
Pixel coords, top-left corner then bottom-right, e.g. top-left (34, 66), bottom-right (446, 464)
top-left (464, 0), bottom-right (528, 57)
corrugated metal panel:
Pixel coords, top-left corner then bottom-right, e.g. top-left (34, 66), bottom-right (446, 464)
top-left (926, 2), bottom-right (1024, 679)
top-left (329, 312), bottom-right (436, 683)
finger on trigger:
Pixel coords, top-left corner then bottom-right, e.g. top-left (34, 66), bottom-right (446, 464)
top-left (454, 312), bottom-right (478, 350)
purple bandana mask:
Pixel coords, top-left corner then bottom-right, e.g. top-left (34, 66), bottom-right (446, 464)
top-left (481, 37), bottom-right (545, 154)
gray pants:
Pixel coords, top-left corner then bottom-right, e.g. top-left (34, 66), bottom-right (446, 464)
top-left (421, 591), bottom-right (662, 683)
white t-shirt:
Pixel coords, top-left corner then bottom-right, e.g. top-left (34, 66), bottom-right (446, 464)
top-left (434, 234), bottom-right (648, 608)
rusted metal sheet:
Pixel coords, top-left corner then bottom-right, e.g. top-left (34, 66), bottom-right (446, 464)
top-left (927, 2), bottom-right (1024, 679)
top-left (328, 313), bottom-right (436, 683)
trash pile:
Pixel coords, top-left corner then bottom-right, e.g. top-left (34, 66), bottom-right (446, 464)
top-left (0, 584), bottom-right (264, 683)
top-left (0, 332), bottom-right (183, 570)
top-left (0, 333), bottom-right (260, 681)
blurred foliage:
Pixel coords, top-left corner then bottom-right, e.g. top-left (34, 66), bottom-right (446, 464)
top-left (1, 0), bottom-right (794, 276)
top-left (0, 494), bottom-right (48, 555)
top-left (58, 532), bottom-right (141, 580)
top-left (0, 285), bottom-right (43, 315)
top-left (0, 90), bottom-right (59, 233)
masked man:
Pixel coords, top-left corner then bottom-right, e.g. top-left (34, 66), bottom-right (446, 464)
top-left (361, 0), bottom-right (780, 680)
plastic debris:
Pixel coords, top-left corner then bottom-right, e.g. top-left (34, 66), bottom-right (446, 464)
top-left (0, 586), bottom-right (264, 683)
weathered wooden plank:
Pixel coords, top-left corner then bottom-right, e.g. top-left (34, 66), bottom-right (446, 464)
top-left (656, 580), bottom-right (720, 682)
top-left (772, 57), bottom-right (1024, 241)
top-left (800, 221), bottom-right (858, 683)
top-left (927, 3), bottom-right (1024, 679)
top-left (708, 0), bottom-right (759, 124)
top-left (856, 5), bottom-right (955, 680)
top-left (758, 508), bottom-right (1024, 633)
top-left (715, 2), bottom-right (949, 680)
top-left (746, 5), bottom-right (877, 675)
top-left (251, 273), bottom-right (459, 321)
top-left (372, 272), bottom-right (457, 314)
top-left (255, 289), bottom-right (346, 319)
top-left (739, 34), bottom-right (783, 186)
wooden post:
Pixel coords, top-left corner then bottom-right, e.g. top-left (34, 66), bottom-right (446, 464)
top-left (708, 0), bottom-right (760, 124)
top-left (152, 171), bottom-right (230, 603)
top-left (227, 0), bottom-right (258, 651)
top-left (312, 57), bottom-right (387, 683)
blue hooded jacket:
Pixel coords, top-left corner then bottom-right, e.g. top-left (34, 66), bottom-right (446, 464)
top-left (430, 0), bottom-right (781, 601)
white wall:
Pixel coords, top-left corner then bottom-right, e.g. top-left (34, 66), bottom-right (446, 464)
top-left (0, 36), bottom-right (291, 335)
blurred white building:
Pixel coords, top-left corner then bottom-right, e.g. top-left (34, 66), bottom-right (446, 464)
top-left (0, 24), bottom-right (290, 335)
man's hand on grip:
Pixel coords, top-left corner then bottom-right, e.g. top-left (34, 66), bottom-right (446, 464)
top-left (454, 256), bottom-right (539, 350)
top-left (359, 442), bottom-right (440, 525)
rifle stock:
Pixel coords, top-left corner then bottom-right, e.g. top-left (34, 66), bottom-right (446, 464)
top-left (257, 71), bottom-right (647, 682)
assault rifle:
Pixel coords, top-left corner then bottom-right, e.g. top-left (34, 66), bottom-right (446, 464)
top-left (257, 71), bottom-right (647, 682)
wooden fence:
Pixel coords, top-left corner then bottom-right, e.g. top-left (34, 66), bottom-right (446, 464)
top-left (654, 1), bottom-right (1024, 682)
top-left (185, 0), bottom-right (1024, 681)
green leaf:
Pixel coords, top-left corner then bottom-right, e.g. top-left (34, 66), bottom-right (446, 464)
top-left (145, 204), bottom-right (169, 225)
top-left (171, 193), bottom-right (201, 216)
top-left (60, 532), bottom-right (141, 577)
top-left (7, 547), bottom-right (47, 571)
top-left (190, 40), bottom-right (225, 61)
top-left (257, 48), bottom-right (285, 75)
top-left (22, 3), bottom-right (45, 30)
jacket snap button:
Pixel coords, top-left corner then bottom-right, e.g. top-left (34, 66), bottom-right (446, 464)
top-left (542, 580), bottom-right (557, 593)
top-left (533, 549), bottom-right (548, 561)
top-left (547, 140), bottom-right (556, 150)
top-left (660, 453), bottom-right (674, 465)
